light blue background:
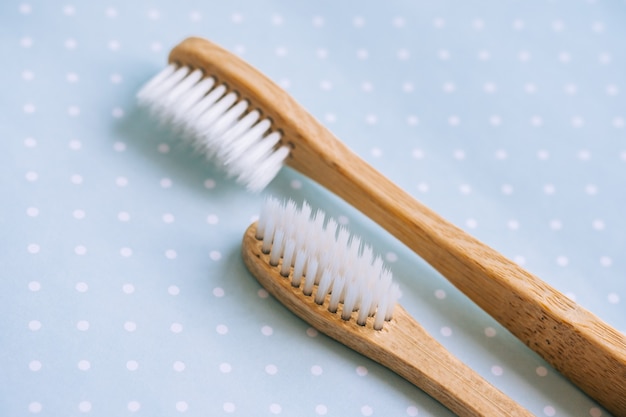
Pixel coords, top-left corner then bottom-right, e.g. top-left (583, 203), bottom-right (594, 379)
top-left (1, 1), bottom-right (624, 416)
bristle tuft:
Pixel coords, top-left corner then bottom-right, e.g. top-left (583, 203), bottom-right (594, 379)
top-left (256, 197), bottom-right (401, 329)
top-left (137, 64), bottom-right (290, 191)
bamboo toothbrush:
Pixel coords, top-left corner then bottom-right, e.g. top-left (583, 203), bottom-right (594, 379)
top-left (242, 197), bottom-right (533, 417)
top-left (137, 37), bottom-right (626, 415)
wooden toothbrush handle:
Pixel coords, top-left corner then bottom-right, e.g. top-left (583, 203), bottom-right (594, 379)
top-left (290, 134), bottom-right (626, 415)
top-left (372, 307), bottom-right (534, 417)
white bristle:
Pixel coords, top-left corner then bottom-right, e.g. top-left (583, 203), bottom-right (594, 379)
top-left (256, 197), bottom-right (401, 329)
top-left (137, 64), bottom-right (290, 192)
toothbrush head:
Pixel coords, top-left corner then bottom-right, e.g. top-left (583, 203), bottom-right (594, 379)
top-left (137, 38), bottom-right (292, 192)
top-left (243, 197), bottom-right (401, 330)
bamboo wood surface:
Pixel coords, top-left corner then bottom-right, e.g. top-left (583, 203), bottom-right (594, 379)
top-left (242, 224), bottom-right (534, 417)
top-left (170, 37), bottom-right (626, 416)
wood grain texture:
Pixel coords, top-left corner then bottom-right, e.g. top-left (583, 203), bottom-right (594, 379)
top-left (242, 224), bottom-right (534, 417)
top-left (170, 37), bottom-right (626, 416)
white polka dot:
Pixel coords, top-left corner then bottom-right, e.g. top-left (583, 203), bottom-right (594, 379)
top-left (269, 403), bottom-right (282, 414)
top-left (22, 70), bottom-right (34, 80)
top-left (28, 402), bottom-right (42, 413)
top-left (564, 84), bottom-right (578, 95)
top-left (507, 220), bottom-right (520, 230)
top-left (477, 50), bottom-right (491, 61)
top-left (162, 213), bottom-right (175, 223)
top-left (536, 150), bottom-right (550, 160)
top-left (265, 364), bottom-right (278, 375)
top-left (75, 282), bottom-right (88, 292)
top-left (556, 256), bottom-right (569, 267)
top-left (126, 360), bottom-right (139, 371)
top-left (489, 115), bottom-right (502, 126)
top-left (147, 8), bottom-right (160, 19)
top-left (311, 365), bottom-right (323, 376)
top-left (544, 405), bottom-right (556, 416)
top-left (599, 52), bottom-right (612, 65)
top-left (121, 283), bottom-right (135, 294)
top-left (231, 12), bottom-right (243, 23)
top-left (108, 40), bottom-right (120, 51)
top-left (514, 255), bottom-right (526, 266)
top-left (26, 207), bottom-right (39, 217)
top-left (25, 171), bottom-right (38, 182)
top-left (110, 73), bottom-right (123, 84)
top-left (115, 176), bottom-right (128, 187)
top-left (211, 287), bottom-right (224, 298)
top-left (258, 289), bottom-right (269, 299)
top-left (590, 407), bottom-right (603, 417)
top-left (168, 285), bottom-right (180, 296)
top-left (21, 37), bottom-right (34, 48)
top-left (29, 360), bottom-right (42, 371)
top-left (433, 17), bottom-right (445, 28)
top-left (558, 51), bottom-right (572, 63)
top-left (440, 326), bottom-right (453, 337)
top-left (223, 402), bottom-right (235, 413)
top-left (361, 405), bottom-right (373, 416)
top-left (434, 289), bottom-right (446, 299)
top-left (113, 141), bottom-right (126, 152)
top-left (161, 178), bottom-right (173, 188)
top-left (275, 46), bottom-right (288, 57)
top-left (353, 16), bottom-right (365, 27)
top-left (216, 324), bottom-right (228, 335)
top-left (28, 281), bottom-right (41, 292)
top-left (600, 256), bottom-right (612, 267)
top-left (165, 249), bottom-right (177, 259)
top-left (77, 320), bottom-right (89, 331)
top-left (63, 38), bottom-right (78, 50)
top-left (501, 184), bottom-right (513, 195)
top-left (74, 245), bottom-right (87, 255)
top-left (484, 327), bottom-right (497, 337)
top-left (543, 184), bottom-right (556, 195)
top-left (385, 252), bottom-right (398, 262)
top-left (484, 82), bottom-right (497, 93)
top-left (27, 244), bottom-right (40, 254)
top-left (209, 251), bottom-right (222, 261)
top-left (592, 219), bottom-right (605, 230)
top-left (518, 51), bottom-right (531, 62)
top-left (173, 361), bottom-right (186, 372)
top-left (608, 293), bottom-right (620, 304)
top-left (442, 82), bottom-right (455, 93)
top-left (536, 366), bottom-right (548, 377)
top-left (261, 325), bottom-right (274, 336)
top-left (170, 323), bottom-right (183, 333)
top-left (549, 219), bottom-right (563, 230)
top-left (325, 113), bottom-right (337, 123)
top-left (176, 401), bottom-right (188, 412)
top-left (63, 5), bottom-right (76, 16)
top-left (306, 327), bottom-right (318, 337)
top-left (397, 48), bottom-right (410, 60)
top-left (19, 3), bottom-right (33, 14)
top-left (459, 184), bottom-right (472, 195)
top-left (531, 115), bottom-right (545, 127)
top-left (78, 401), bottom-right (91, 413)
top-left (70, 174), bottom-right (83, 185)
top-left (312, 16), bottom-right (324, 27)
top-left (290, 179), bottom-right (302, 189)
top-left (412, 149), bottom-right (424, 159)
top-left (406, 405), bottom-right (419, 416)
top-left (525, 83), bottom-right (537, 94)
top-left (68, 105), bottom-right (80, 116)
top-left (438, 49), bottom-right (451, 60)
top-left (613, 117), bottom-right (624, 128)
top-left (219, 362), bottom-right (232, 373)
top-left (120, 247), bottom-right (133, 257)
top-left (24, 137), bottom-right (37, 147)
top-left (356, 365), bottom-right (368, 376)
top-left (315, 404), bottom-right (328, 415)
top-left (78, 360), bottom-right (91, 371)
top-left (128, 401), bottom-right (141, 412)
top-left (491, 365), bottom-right (503, 376)
top-left (69, 139), bottom-right (82, 150)
top-left (73, 210), bottom-right (86, 220)
top-left (448, 115), bottom-right (460, 126)
top-left (124, 321), bottom-right (137, 332)
top-left (465, 218), bottom-right (478, 229)
top-left (112, 107), bottom-right (124, 118)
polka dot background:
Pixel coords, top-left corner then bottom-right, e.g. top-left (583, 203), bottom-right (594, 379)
top-left (1, 1), bottom-right (624, 416)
